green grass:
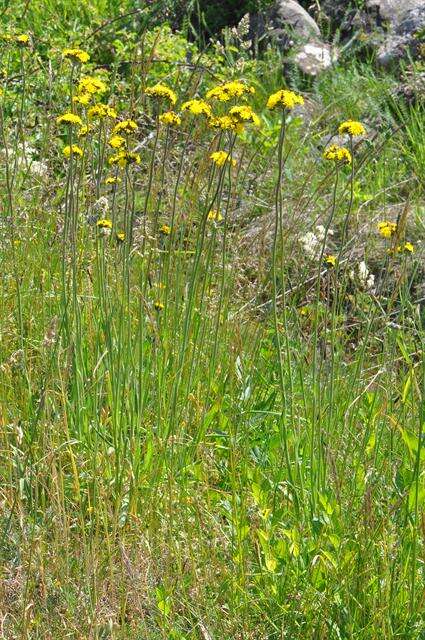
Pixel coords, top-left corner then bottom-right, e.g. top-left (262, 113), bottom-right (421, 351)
top-left (1, 4), bottom-right (425, 639)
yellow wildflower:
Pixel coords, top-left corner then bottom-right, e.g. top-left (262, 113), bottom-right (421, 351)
top-left (62, 48), bottom-right (90, 64)
top-left (181, 99), bottom-right (212, 117)
top-left (397, 242), bottom-right (414, 254)
top-left (154, 301), bottom-right (164, 311)
top-left (267, 89), bottom-right (304, 110)
top-left (15, 34), bottom-right (30, 46)
top-left (324, 255), bottom-right (336, 267)
top-left (73, 93), bottom-right (92, 106)
top-left (159, 224), bottom-right (171, 235)
top-left (338, 120), bottom-right (366, 137)
top-left (228, 105), bottom-right (260, 126)
top-left (145, 83), bottom-right (177, 105)
top-left (97, 219), bottom-right (113, 230)
top-left (116, 231), bottom-right (125, 242)
top-left (207, 210), bottom-right (223, 222)
top-left (78, 76), bottom-right (107, 95)
top-left (105, 176), bottom-right (122, 185)
top-left (159, 111), bottom-right (181, 126)
top-left (206, 81), bottom-right (255, 102)
top-left (378, 221), bottom-right (397, 238)
top-left (63, 144), bottom-right (83, 158)
top-left (78, 124), bottom-right (93, 137)
top-left (88, 103), bottom-right (117, 119)
top-left (108, 135), bottom-right (126, 149)
top-left (208, 115), bottom-right (239, 131)
top-left (57, 112), bottom-right (83, 127)
top-left (112, 119), bottom-right (138, 135)
top-left (323, 144), bottom-right (352, 165)
top-left (210, 151), bottom-right (236, 168)
top-left (108, 150), bottom-right (140, 167)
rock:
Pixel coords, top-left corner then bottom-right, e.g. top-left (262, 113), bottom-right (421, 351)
top-left (365, 0), bottom-right (423, 28)
top-left (294, 41), bottom-right (335, 76)
top-left (376, 3), bottom-right (425, 66)
top-left (270, 0), bottom-right (321, 40)
top-left (250, 0), bottom-right (337, 76)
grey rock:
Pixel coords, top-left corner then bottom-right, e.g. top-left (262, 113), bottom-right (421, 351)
top-left (270, 0), bottom-right (321, 39)
top-left (365, 0), bottom-right (423, 28)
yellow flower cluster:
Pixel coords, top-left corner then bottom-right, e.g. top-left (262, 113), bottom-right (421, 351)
top-left (88, 103), bottom-right (117, 119)
top-left (159, 111), bottom-right (181, 126)
top-left (182, 99), bottom-right (212, 117)
top-left (228, 105), bottom-right (260, 126)
top-left (159, 224), bottom-right (171, 235)
top-left (113, 119), bottom-right (138, 135)
top-left (62, 48), bottom-right (90, 64)
top-left (108, 150), bottom-right (140, 167)
top-left (108, 135), bottom-right (126, 149)
top-left (207, 210), bottom-right (223, 222)
top-left (210, 151), bottom-right (236, 168)
top-left (397, 242), bottom-right (414, 254)
top-left (338, 120), bottom-right (366, 137)
top-left (378, 221), bottom-right (397, 238)
top-left (323, 144), bottom-right (352, 165)
top-left (105, 176), bottom-right (122, 185)
top-left (97, 219), bottom-right (113, 229)
top-left (208, 115), bottom-right (239, 131)
top-left (206, 81), bottom-right (255, 102)
top-left (145, 84), bottom-right (177, 105)
top-left (57, 112), bottom-right (83, 127)
top-left (267, 89), bottom-right (304, 110)
top-left (78, 76), bottom-right (107, 95)
top-left (325, 255), bottom-right (336, 267)
top-left (63, 144), bottom-right (83, 158)
top-left (78, 124), bottom-right (93, 137)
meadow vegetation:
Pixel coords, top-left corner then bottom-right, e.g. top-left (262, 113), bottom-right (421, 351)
top-left (1, 3), bottom-right (425, 638)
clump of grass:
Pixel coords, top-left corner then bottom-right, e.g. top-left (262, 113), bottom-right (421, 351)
top-left (0, 12), bottom-right (425, 640)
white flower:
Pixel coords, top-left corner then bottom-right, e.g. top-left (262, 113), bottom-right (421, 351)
top-left (350, 260), bottom-right (375, 290)
top-left (300, 231), bottom-right (319, 258)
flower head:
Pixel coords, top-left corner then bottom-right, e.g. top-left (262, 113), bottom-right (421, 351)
top-left (88, 103), bottom-right (117, 119)
top-left (62, 48), bottom-right (90, 64)
top-left (105, 176), bottom-right (122, 185)
top-left (73, 93), bottom-right (92, 106)
top-left (324, 254), bottom-right (337, 267)
top-left (207, 209), bottom-right (223, 222)
top-left (159, 224), bottom-right (171, 235)
top-left (97, 218), bottom-right (113, 230)
top-left (108, 135), bottom-right (126, 149)
top-left (267, 89), bottom-right (304, 110)
top-left (108, 150), bottom-right (140, 167)
top-left (323, 144), bottom-right (352, 165)
top-left (116, 231), bottom-right (125, 242)
top-left (181, 99), bottom-right (212, 117)
top-left (378, 221), bottom-right (397, 239)
top-left (57, 112), bottom-right (83, 127)
top-left (15, 34), bottom-right (30, 46)
top-left (78, 76), bottom-right (107, 95)
top-left (112, 119), bottom-right (138, 135)
top-left (78, 124), bottom-right (93, 137)
top-left (206, 81), bottom-right (255, 102)
top-left (145, 84), bottom-right (177, 105)
top-left (397, 242), bottom-right (414, 254)
top-left (338, 120), bottom-right (366, 137)
top-left (228, 105), bottom-right (260, 126)
top-left (159, 111), bottom-right (181, 126)
top-left (210, 151), bottom-right (236, 168)
top-left (154, 301), bottom-right (164, 311)
top-left (63, 144), bottom-right (83, 158)
top-left (208, 115), bottom-right (239, 131)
